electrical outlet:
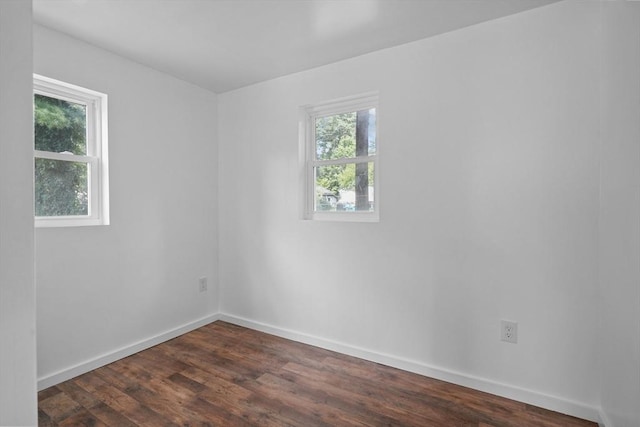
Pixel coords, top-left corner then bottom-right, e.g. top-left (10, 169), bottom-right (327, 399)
top-left (198, 276), bottom-right (208, 292)
top-left (501, 320), bottom-right (518, 344)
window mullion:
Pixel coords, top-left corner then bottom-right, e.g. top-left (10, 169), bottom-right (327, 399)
top-left (312, 155), bottom-right (376, 167)
top-left (34, 150), bottom-right (95, 163)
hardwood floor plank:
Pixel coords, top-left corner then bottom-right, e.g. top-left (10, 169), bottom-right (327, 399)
top-left (279, 361), bottom-right (480, 427)
top-left (39, 389), bottom-right (84, 423)
top-left (178, 350), bottom-right (261, 385)
top-left (522, 404), bottom-right (600, 427)
top-left (85, 403), bottom-right (139, 427)
top-left (38, 321), bottom-right (598, 427)
top-left (254, 372), bottom-right (371, 426)
top-left (37, 409), bottom-right (56, 427)
top-left (167, 372), bottom-right (207, 394)
top-left (74, 371), bottom-right (178, 427)
top-left (244, 394), bottom-right (337, 427)
top-left (134, 345), bottom-right (192, 378)
top-left (55, 381), bottom-right (103, 410)
top-left (180, 366), bottom-right (305, 427)
top-left (179, 333), bottom-right (288, 375)
top-left (50, 383), bottom-right (138, 427)
top-left (56, 408), bottom-right (108, 427)
top-left (183, 397), bottom-right (255, 427)
top-left (177, 359), bottom-right (335, 427)
top-left (38, 386), bottom-right (63, 402)
top-left (102, 365), bottom-right (205, 426)
top-left (319, 355), bottom-right (523, 426)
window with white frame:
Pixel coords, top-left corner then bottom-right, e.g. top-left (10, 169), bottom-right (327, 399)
top-left (301, 92), bottom-right (378, 221)
top-left (33, 74), bottom-right (109, 227)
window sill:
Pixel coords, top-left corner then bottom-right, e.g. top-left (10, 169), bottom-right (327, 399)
top-left (306, 211), bottom-right (379, 223)
top-left (35, 217), bottom-right (109, 228)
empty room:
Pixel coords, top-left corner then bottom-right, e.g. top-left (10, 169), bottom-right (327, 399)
top-left (1, 0), bottom-right (639, 426)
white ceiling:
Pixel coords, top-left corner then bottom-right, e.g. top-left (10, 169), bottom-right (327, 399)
top-left (33, 0), bottom-right (559, 93)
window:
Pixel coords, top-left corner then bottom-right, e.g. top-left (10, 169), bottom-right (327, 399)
top-left (33, 74), bottom-right (109, 227)
top-left (301, 92), bottom-right (379, 221)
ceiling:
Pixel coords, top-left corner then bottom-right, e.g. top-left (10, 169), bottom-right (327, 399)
top-left (32, 0), bottom-right (559, 93)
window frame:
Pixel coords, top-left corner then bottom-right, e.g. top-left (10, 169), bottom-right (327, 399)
top-left (33, 74), bottom-right (109, 228)
top-left (300, 92), bottom-right (379, 222)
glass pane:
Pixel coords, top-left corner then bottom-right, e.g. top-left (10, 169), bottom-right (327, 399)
top-left (34, 94), bottom-right (87, 155)
top-left (315, 108), bottom-right (376, 160)
top-left (366, 108), bottom-right (376, 155)
top-left (35, 158), bottom-right (89, 217)
top-left (315, 162), bottom-right (374, 212)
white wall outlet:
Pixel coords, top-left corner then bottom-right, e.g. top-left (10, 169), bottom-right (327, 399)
top-left (501, 320), bottom-right (518, 344)
top-left (198, 276), bottom-right (208, 292)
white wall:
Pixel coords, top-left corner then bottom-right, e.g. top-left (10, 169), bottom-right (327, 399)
top-left (33, 25), bottom-right (219, 385)
top-left (598, 3), bottom-right (640, 427)
top-left (0, 1), bottom-right (37, 425)
top-left (219, 1), bottom-right (602, 419)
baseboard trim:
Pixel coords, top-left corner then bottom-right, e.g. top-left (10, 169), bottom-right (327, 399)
top-left (220, 313), bottom-right (602, 425)
top-left (37, 313), bottom-right (221, 391)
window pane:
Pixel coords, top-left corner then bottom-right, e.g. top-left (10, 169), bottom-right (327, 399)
top-left (35, 158), bottom-right (89, 216)
top-left (366, 108), bottom-right (376, 155)
top-left (315, 108), bottom-right (376, 160)
top-left (34, 94), bottom-right (87, 155)
top-left (315, 162), bottom-right (374, 212)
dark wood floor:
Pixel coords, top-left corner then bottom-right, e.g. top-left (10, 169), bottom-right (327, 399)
top-left (38, 321), bottom-right (597, 427)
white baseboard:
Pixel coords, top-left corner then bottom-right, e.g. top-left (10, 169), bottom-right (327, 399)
top-left (220, 313), bottom-right (603, 425)
top-left (37, 313), bottom-right (221, 391)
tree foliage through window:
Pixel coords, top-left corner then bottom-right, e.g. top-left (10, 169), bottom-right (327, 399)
top-left (314, 109), bottom-right (375, 200)
top-left (34, 94), bottom-right (89, 216)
